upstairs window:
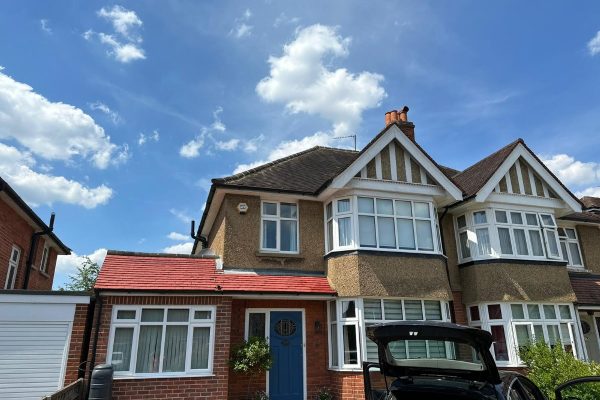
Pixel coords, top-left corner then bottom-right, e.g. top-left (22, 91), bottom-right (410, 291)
top-left (4, 246), bottom-right (21, 289)
top-left (261, 201), bottom-right (298, 253)
top-left (558, 227), bottom-right (583, 268)
top-left (40, 243), bottom-right (50, 273)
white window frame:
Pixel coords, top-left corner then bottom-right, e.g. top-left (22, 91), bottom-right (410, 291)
top-left (39, 243), bottom-right (50, 274)
top-left (260, 201), bottom-right (299, 254)
top-left (4, 246), bottom-right (21, 289)
top-left (107, 305), bottom-right (216, 378)
top-left (466, 302), bottom-right (582, 367)
top-left (558, 226), bottom-right (584, 269)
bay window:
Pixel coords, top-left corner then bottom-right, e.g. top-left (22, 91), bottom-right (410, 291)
top-left (467, 302), bottom-right (581, 366)
top-left (261, 201), bottom-right (298, 253)
top-left (558, 227), bottom-right (584, 268)
top-left (328, 298), bottom-right (450, 369)
top-left (325, 196), bottom-right (440, 254)
top-left (108, 306), bottom-right (215, 377)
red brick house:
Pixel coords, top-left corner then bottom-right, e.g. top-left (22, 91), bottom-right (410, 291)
top-left (0, 176), bottom-right (70, 290)
top-left (83, 107), bottom-right (600, 400)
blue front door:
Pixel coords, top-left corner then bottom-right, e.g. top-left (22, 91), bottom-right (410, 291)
top-left (269, 311), bottom-right (303, 400)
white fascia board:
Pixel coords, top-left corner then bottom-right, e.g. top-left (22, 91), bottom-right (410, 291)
top-left (328, 125), bottom-right (463, 200)
top-left (486, 193), bottom-right (565, 210)
top-left (345, 178), bottom-right (446, 197)
top-left (475, 144), bottom-right (581, 212)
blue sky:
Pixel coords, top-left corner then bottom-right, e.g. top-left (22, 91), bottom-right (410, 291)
top-left (1, 1), bottom-right (600, 288)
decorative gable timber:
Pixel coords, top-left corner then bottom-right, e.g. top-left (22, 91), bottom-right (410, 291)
top-left (494, 156), bottom-right (558, 198)
top-left (324, 123), bottom-right (463, 201)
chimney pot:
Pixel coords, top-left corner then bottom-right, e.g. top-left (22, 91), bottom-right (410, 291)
top-left (385, 112), bottom-right (391, 126)
top-left (399, 106), bottom-right (409, 122)
top-left (390, 110), bottom-right (398, 123)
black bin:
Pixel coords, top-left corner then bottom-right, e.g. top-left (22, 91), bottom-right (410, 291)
top-left (88, 364), bottom-right (114, 400)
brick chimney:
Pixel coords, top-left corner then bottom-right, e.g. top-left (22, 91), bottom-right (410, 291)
top-left (385, 106), bottom-right (415, 141)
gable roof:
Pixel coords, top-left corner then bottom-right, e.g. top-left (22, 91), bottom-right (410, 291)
top-left (560, 211), bottom-right (600, 224)
top-left (0, 176), bottom-right (70, 254)
top-left (96, 251), bottom-right (336, 295)
top-left (213, 146), bottom-right (358, 195)
top-left (581, 196), bottom-right (600, 210)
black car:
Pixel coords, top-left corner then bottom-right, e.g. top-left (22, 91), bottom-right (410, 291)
top-left (363, 321), bottom-right (599, 400)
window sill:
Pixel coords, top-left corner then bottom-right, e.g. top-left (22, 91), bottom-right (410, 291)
top-left (328, 367), bottom-right (364, 373)
top-left (113, 372), bottom-right (215, 380)
top-left (325, 248), bottom-right (445, 260)
top-left (458, 258), bottom-right (568, 268)
top-left (40, 270), bottom-right (50, 278)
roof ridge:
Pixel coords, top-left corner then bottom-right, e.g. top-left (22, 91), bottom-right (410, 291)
top-left (106, 250), bottom-right (218, 259)
top-left (456, 138), bottom-right (523, 177)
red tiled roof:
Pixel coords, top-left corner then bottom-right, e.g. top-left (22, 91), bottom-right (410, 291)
top-left (570, 273), bottom-right (600, 306)
top-left (95, 251), bottom-right (336, 295)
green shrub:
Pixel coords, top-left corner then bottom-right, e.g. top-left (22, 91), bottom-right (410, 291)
top-left (316, 387), bottom-right (334, 400)
top-left (519, 341), bottom-right (600, 400)
top-left (252, 391), bottom-right (269, 400)
top-left (230, 336), bottom-right (273, 375)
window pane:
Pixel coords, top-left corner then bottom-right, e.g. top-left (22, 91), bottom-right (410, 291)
top-left (117, 310), bottom-right (136, 320)
top-left (163, 325), bottom-right (188, 372)
top-left (358, 216), bottom-right (376, 247)
top-left (11, 248), bottom-right (19, 262)
top-left (560, 324), bottom-right (573, 353)
top-left (358, 197), bottom-right (374, 213)
top-left (262, 202), bottom-right (277, 216)
top-left (476, 228), bottom-right (491, 256)
top-left (141, 309), bottom-right (164, 322)
top-left (248, 313), bottom-right (266, 338)
top-left (376, 199), bottom-right (394, 215)
top-left (459, 232), bottom-right (471, 258)
top-left (395, 200), bottom-right (412, 217)
top-left (365, 325), bottom-right (378, 362)
top-left (280, 220), bottom-right (297, 252)
top-left (498, 228), bottom-right (513, 255)
top-left (511, 212), bottom-right (523, 225)
top-left (469, 306), bottom-right (480, 321)
top-left (528, 305), bottom-right (541, 319)
top-left (457, 215), bottom-right (467, 229)
top-left (515, 325), bottom-right (532, 348)
top-left (262, 220), bottom-right (277, 249)
top-left (383, 300), bottom-right (403, 320)
top-left (488, 304), bottom-right (502, 320)
top-left (416, 220), bottom-right (434, 251)
top-left (547, 325), bottom-right (560, 346)
top-left (428, 340), bottom-right (447, 358)
top-left (407, 340), bottom-right (427, 359)
top-left (473, 211), bottom-right (487, 225)
top-left (337, 199), bottom-right (350, 214)
top-left (136, 325), bottom-right (163, 373)
top-left (495, 210), bottom-right (508, 224)
top-left (396, 219), bottom-right (415, 250)
top-left (280, 203), bottom-right (297, 218)
top-left (541, 214), bottom-right (555, 227)
top-left (560, 241), bottom-right (569, 262)
top-left (559, 305), bottom-right (572, 320)
top-left (377, 217), bottom-right (396, 248)
top-left (424, 301), bottom-right (442, 320)
top-left (543, 305), bottom-right (557, 319)
top-left (363, 299), bottom-right (382, 320)
top-left (533, 325), bottom-right (544, 341)
top-left (529, 230), bottom-right (544, 256)
top-left (490, 325), bottom-right (509, 361)
top-left (194, 310), bottom-right (212, 320)
top-left (111, 327), bottom-right (134, 371)
top-left (342, 325), bottom-right (358, 364)
top-left (341, 300), bottom-right (356, 318)
top-left (546, 230), bottom-right (560, 257)
top-left (511, 304), bottom-right (525, 319)
top-left (568, 242), bottom-right (582, 266)
top-left (326, 202), bottom-right (332, 220)
top-left (404, 300), bottom-right (424, 320)
top-left (565, 229), bottom-right (577, 240)
top-left (330, 323), bottom-right (338, 367)
top-left (526, 213), bottom-right (538, 226)
top-left (329, 301), bottom-right (337, 321)
top-left (514, 229), bottom-right (529, 255)
top-left (191, 327), bottom-right (211, 370)
top-left (414, 202), bottom-right (430, 218)
top-left (338, 217), bottom-right (352, 247)
top-left (167, 309), bottom-right (189, 322)
top-left (327, 220), bottom-right (333, 251)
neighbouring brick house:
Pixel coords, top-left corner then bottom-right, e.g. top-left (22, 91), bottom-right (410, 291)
top-left (0, 176), bottom-right (70, 290)
top-left (83, 106), bottom-right (600, 400)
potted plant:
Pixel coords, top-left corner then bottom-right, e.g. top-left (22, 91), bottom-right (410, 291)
top-left (230, 337), bottom-right (273, 399)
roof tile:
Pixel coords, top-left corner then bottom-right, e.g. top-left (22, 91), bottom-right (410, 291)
top-left (570, 273), bottom-right (600, 306)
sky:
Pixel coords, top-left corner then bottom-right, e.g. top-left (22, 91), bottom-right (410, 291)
top-left (1, 1), bottom-right (600, 288)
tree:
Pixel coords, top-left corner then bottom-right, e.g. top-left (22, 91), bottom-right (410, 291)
top-left (60, 256), bottom-right (100, 291)
top-left (230, 337), bottom-right (273, 399)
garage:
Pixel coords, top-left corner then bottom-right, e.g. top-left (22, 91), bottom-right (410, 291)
top-left (0, 292), bottom-right (90, 400)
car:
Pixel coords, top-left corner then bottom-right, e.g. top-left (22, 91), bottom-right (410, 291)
top-left (362, 321), bottom-right (600, 400)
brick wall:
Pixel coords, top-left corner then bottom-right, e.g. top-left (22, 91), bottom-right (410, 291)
top-left (0, 197), bottom-right (58, 290)
top-left (451, 290), bottom-right (468, 325)
top-left (64, 303), bottom-right (92, 384)
top-left (80, 295), bottom-right (232, 400)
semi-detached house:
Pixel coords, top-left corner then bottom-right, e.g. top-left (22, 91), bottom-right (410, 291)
top-left (88, 107), bottom-right (600, 400)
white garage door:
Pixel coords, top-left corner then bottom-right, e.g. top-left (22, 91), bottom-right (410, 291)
top-left (0, 322), bottom-right (71, 400)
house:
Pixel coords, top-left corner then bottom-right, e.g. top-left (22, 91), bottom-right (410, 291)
top-left (83, 106), bottom-right (600, 400)
top-left (0, 176), bottom-right (70, 290)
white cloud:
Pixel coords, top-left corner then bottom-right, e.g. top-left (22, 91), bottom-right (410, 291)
top-left (54, 248), bottom-right (107, 289)
top-left (162, 242), bottom-right (194, 254)
top-left (167, 232), bottom-right (189, 241)
top-left (588, 31), bottom-right (600, 56)
top-left (256, 24), bottom-right (386, 136)
top-left (169, 208), bottom-right (192, 224)
top-left (97, 5), bottom-right (142, 41)
top-left (273, 13), bottom-right (300, 28)
top-left (89, 101), bottom-right (121, 124)
top-left (0, 70), bottom-right (127, 169)
top-left (230, 9), bottom-right (253, 39)
top-left (578, 187), bottom-right (600, 198)
top-left (98, 32), bottom-right (146, 63)
top-left (180, 132), bottom-right (206, 158)
top-left (211, 107), bottom-right (226, 132)
top-left (0, 143), bottom-right (113, 208)
top-left (40, 19), bottom-right (52, 34)
top-left (540, 154), bottom-right (600, 186)
top-left (215, 138), bottom-right (240, 151)
top-left (243, 134), bottom-right (265, 153)
top-left (233, 131), bottom-right (334, 174)
top-left (138, 130), bottom-right (160, 146)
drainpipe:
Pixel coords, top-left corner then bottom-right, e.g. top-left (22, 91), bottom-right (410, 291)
top-left (86, 290), bottom-right (103, 400)
top-left (191, 220), bottom-right (208, 249)
top-left (438, 207), bottom-right (457, 322)
top-left (23, 212), bottom-right (55, 289)
top-left (78, 296), bottom-right (97, 379)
